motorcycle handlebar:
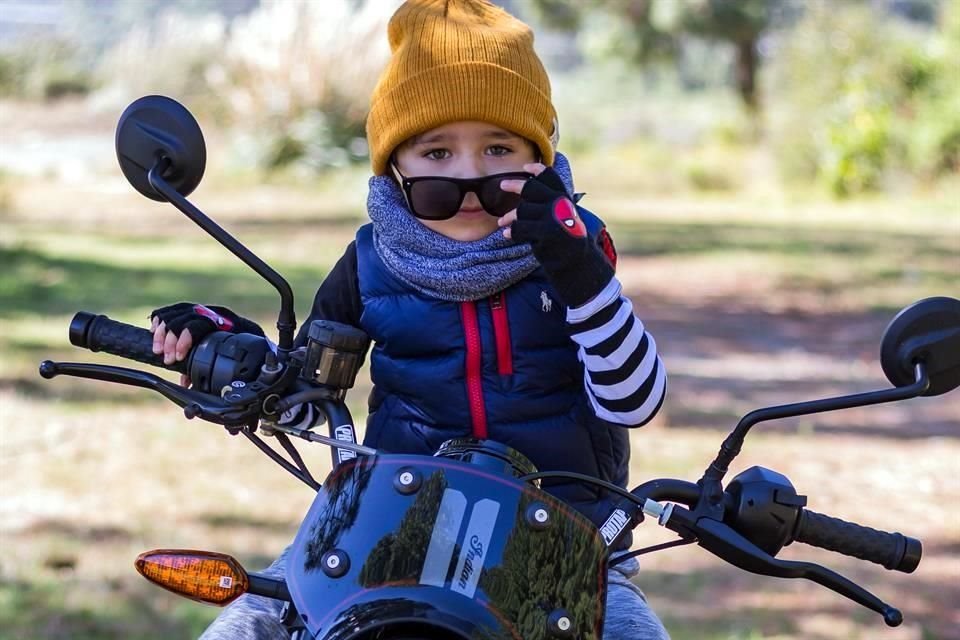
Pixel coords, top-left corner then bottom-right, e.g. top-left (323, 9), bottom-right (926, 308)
top-left (793, 508), bottom-right (922, 573)
top-left (56, 311), bottom-right (928, 578)
top-left (70, 312), bottom-right (188, 375)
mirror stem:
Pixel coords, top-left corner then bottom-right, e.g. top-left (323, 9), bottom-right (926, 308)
top-left (147, 158), bottom-right (296, 351)
top-left (700, 363), bottom-right (929, 497)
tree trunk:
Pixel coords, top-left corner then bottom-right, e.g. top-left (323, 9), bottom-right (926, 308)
top-left (735, 39), bottom-right (759, 114)
top-left (735, 38), bottom-right (763, 138)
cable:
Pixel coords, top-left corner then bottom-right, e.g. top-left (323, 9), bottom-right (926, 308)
top-left (608, 538), bottom-right (696, 567)
top-left (275, 432), bottom-right (319, 488)
top-left (243, 431), bottom-right (320, 491)
top-left (519, 470), bottom-right (645, 507)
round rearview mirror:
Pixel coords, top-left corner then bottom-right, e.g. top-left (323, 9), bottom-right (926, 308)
top-left (880, 297), bottom-right (960, 396)
top-left (115, 95), bottom-right (206, 201)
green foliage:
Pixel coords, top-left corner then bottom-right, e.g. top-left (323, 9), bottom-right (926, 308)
top-left (531, 0), bottom-right (774, 58)
top-left (822, 90), bottom-right (894, 197)
top-left (679, 0), bottom-right (773, 44)
top-left (767, 2), bottom-right (959, 197)
top-left (528, 0), bottom-right (779, 111)
top-left (574, 7), bottom-right (677, 66)
top-left (0, 39), bottom-right (94, 100)
top-left (0, 51), bottom-right (23, 95)
top-left (685, 159), bottom-right (737, 192)
top-left (0, 169), bottom-right (11, 214)
top-left (903, 1), bottom-right (960, 176)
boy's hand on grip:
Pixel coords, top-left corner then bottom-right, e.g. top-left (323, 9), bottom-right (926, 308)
top-left (149, 303), bottom-right (265, 373)
top-left (499, 164), bottom-right (613, 308)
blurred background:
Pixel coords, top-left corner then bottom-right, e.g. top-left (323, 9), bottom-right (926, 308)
top-left (0, 0), bottom-right (957, 638)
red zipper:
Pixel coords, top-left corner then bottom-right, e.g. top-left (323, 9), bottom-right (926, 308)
top-left (460, 301), bottom-right (488, 439)
top-left (489, 292), bottom-right (513, 376)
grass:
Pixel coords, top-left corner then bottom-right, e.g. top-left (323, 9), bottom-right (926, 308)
top-left (0, 578), bottom-right (216, 640)
top-left (1, 147), bottom-right (959, 639)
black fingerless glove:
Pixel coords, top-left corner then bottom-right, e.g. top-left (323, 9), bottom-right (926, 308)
top-left (151, 303), bottom-right (266, 344)
top-left (512, 167), bottom-right (614, 308)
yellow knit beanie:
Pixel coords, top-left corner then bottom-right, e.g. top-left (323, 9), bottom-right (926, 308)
top-left (366, 0), bottom-right (557, 175)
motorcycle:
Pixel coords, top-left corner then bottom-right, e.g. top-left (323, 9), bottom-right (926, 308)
top-left (39, 96), bottom-right (960, 640)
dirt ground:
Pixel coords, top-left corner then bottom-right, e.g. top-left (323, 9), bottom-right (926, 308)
top-left (4, 224), bottom-right (958, 640)
top-left (613, 263), bottom-right (960, 640)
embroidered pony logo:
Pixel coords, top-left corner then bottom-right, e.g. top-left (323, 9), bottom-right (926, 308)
top-left (541, 291), bottom-right (553, 313)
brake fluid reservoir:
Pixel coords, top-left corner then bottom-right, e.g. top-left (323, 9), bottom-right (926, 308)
top-left (301, 320), bottom-right (370, 395)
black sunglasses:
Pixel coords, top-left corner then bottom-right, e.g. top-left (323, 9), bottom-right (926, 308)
top-left (392, 164), bottom-right (533, 220)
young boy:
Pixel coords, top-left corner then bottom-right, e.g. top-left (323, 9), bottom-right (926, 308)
top-left (151, 1), bottom-right (669, 638)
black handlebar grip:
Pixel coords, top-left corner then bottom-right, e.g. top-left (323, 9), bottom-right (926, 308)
top-left (793, 508), bottom-right (922, 573)
top-left (69, 311), bottom-right (188, 374)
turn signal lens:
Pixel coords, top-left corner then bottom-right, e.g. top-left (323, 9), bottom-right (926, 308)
top-left (135, 549), bottom-right (249, 605)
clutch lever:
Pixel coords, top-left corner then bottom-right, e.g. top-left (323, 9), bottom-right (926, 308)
top-left (39, 361), bottom-right (258, 426)
top-left (653, 502), bottom-right (904, 627)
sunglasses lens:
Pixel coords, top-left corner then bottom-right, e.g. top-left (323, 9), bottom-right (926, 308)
top-left (409, 180), bottom-right (463, 220)
top-left (479, 174), bottom-right (524, 216)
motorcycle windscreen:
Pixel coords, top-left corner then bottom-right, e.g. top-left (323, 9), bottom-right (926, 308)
top-left (287, 455), bottom-right (609, 640)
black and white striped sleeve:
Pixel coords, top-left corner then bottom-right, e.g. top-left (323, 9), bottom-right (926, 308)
top-left (567, 277), bottom-right (666, 427)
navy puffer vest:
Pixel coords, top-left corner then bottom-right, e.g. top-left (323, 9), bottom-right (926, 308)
top-left (356, 217), bottom-right (630, 532)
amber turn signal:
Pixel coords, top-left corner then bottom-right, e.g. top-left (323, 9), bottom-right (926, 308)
top-left (135, 549), bottom-right (249, 605)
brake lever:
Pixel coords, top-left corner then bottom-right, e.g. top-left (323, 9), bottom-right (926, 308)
top-left (656, 503), bottom-right (904, 626)
top-left (39, 361), bottom-right (258, 426)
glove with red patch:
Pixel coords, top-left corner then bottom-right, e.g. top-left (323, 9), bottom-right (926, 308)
top-left (150, 303), bottom-right (265, 343)
top-left (512, 167), bottom-right (615, 308)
